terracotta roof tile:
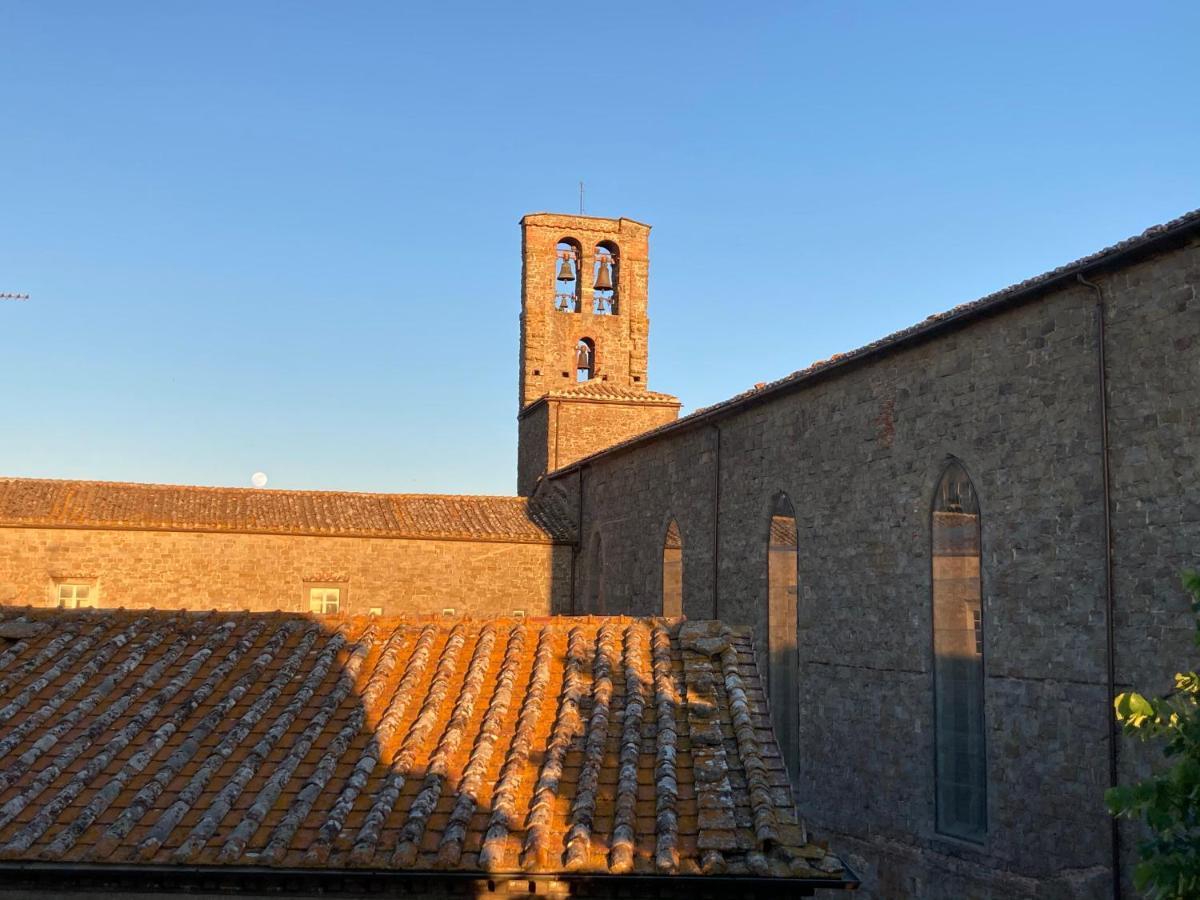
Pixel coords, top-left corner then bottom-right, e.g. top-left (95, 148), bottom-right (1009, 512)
top-left (543, 382), bottom-right (680, 404)
top-left (0, 608), bottom-right (850, 885)
top-left (0, 478), bottom-right (572, 544)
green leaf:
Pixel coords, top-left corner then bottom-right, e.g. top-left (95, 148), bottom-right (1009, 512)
top-left (1109, 571), bottom-right (1200, 898)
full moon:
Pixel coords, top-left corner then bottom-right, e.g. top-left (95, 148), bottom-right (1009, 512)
top-left (251, 472), bottom-right (268, 488)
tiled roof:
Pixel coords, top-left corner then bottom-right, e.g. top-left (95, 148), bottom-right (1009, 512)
top-left (0, 478), bottom-right (573, 544)
top-left (548, 207), bottom-right (1200, 475)
top-left (0, 609), bottom-right (851, 887)
top-left (543, 382), bottom-right (680, 404)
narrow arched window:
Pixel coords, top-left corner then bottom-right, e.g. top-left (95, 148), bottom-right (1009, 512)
top-left (586, 532), bottom-right (605, 614)
top-left (767, 493), bottom-right (799, 786)
top-left (555, 239), bottom-right (581, 313)
top-left (662, 518), bottom-right (683, 616)
top-left (932, 460), bottom-right (986, 841)
top-left (575, 338), bottom-right (595, 382)
top-left (592, 242), bottom-right (618, 315)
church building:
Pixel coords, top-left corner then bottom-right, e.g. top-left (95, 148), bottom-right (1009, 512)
top-left (2, 207), bottom-right (1199, 898)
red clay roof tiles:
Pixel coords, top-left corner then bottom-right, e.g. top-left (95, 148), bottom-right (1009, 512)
top-left (0, 609), bottom-right (849, 885)
top-left (543, 382), bottom-right (680, 404)
top-left (0, 478), bottom-right (572, 544)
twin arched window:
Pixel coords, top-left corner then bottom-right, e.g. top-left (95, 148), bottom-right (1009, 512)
top-left (932, 460), bottom-right (987, 841)
top-left (552, 238), bottom-right (618, 315)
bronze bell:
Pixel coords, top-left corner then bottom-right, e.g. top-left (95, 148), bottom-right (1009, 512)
top-left (557, 256), bottom-right (576, 282)
top-left (575, 342), bottom-right (591, 370)
top-left (593, 257), bottom-right (613, 291)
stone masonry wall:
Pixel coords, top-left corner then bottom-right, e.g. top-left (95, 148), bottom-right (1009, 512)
top-left (0, 526), bottom-right (572, 617)
top-left (518, 215), bottom-right (650, 408)
top-left (517, 403), bottom-right (551, 497)
top-left (556, 236), bottom-right (1200, 898)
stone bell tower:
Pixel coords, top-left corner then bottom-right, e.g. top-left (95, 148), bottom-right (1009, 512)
top-left (517, 213), bottom-right (680, 496)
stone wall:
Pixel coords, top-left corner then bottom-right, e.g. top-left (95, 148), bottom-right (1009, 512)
top-left (553, 235), bottom-right (1200, 898)
top-left (518, 214), bottom-right (651, 408)
top-left (0, 526), bottom-right (572, 617)
top-left (519, 397), bottom-right (680, 496)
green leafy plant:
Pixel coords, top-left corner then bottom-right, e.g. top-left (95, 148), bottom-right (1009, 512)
top-left (1107, 570), bottom-right (1200, 899)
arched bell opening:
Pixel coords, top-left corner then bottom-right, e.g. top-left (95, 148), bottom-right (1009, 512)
top-left (592, 241), bottom-right (618, 315)
top-left (575, 338), bottom-right (595, 382)
top-left (554, 239), bottom-right (581, 313)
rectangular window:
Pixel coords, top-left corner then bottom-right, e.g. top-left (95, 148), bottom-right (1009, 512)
top-left (57, 582), bottom-right (97, 609)
top-left (308, 587), bottom-right (341, 615)
top-left (368, 607), bottom-right (382, 616)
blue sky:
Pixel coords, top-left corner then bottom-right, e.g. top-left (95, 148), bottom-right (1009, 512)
top-left (2, 2), bottom-right (1197, 494)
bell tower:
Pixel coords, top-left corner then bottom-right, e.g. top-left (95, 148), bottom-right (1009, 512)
top-left (517, 213), bottom-right (680, 495)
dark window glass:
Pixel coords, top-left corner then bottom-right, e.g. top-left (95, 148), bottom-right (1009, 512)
top-left (768, 493), bottom-right (799, 788)
top-left (932, 461), bottom-right (987, 841)
top-left (662, 519), bottom-right (683, 616)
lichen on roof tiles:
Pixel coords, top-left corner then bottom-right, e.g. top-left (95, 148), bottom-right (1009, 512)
top-left (0, 608), bottom-right (848, 883)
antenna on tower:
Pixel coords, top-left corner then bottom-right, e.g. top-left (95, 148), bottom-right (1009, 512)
top-left (579, 181), bottom-right (584, 215)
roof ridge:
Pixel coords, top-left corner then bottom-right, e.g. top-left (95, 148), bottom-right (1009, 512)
top-left (0, 476), bottom-right (529, 504)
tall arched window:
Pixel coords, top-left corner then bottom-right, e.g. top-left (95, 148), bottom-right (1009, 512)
top-left (662, 518), bottom-right (683, 617)
top-left (575, 338), bottom-right (595, 382)
top-left (554, 239), bottom-right (581, 313)
top-left (586, 532), bottom-right (605, 614)
top-left (767, 493), bottom-right (799, 786)
top-left (932, 460), bottom-right (986, 841)
top-left (592, 242), bottom-right (618, 315)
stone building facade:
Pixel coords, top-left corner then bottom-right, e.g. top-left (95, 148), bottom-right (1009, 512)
top-left (0, 480), bottom-right (574, 616)
top-left (2, 207), bottom-right (1198, 897)
top-left (546, 210), bottom-right (1200, 897)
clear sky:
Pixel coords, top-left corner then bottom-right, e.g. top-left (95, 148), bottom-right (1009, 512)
top-left (2, 2), bottom-right (1197, 495)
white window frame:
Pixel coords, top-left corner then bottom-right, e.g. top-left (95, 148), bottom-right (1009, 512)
top-left (306, 585), bottom-right (343, 615)
top-left (55, 581), bottom-right (98, 609)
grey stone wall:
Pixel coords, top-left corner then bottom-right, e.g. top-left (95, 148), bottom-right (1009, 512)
top-left (554, 236), bottom-right (1200, 898)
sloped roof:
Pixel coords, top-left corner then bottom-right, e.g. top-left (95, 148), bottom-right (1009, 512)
top-left (519, 382), bottom-right (681, 417)
top-left (547, 381), bottom-right (680, 403)
top-left (548, 207), bottom-right (1200, 476)
top-left (0, 478), bottom-right (573, 544)
top-left (0, 610), bottom-right (851, 888)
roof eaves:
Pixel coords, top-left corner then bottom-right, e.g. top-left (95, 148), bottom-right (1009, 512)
top-left (0, 862), bottom-right (859, 896)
